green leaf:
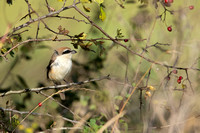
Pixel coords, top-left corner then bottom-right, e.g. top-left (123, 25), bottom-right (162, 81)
top-left (99, 6), bottom-right (106, 21)
top-left (114, 104), bottom-right (119, 110)
top-left (114, 95), bottom-right (123, 100)
top-left (94, 0), bottom-right (104, 4)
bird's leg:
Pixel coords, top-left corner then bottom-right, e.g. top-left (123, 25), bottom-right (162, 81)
top-left (63, 79), bottom-right (69, 85)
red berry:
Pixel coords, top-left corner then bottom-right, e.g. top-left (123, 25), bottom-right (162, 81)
top-left (172, 70), bottom-right (178, 74)
top-left (189, 5), bottom-right (194, 10)
top-left (164, 0), bottom-right (168, 3)
top-left (167, 26), bottom-right (172, 32)
top-left (38, 102), bottom-right (42, 107)
top-left (124, 39), bottom-right (129, 42)
top-left (178, 76), bottom-right (183, 80)
top-left (169, 0), bottom-right (173, 3)
top-left (177, 79), bottom-right (181, 84)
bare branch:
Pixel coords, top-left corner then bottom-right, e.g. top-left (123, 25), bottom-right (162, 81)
top-left (72, 5), bottom-right (200, 72)
top-left (0, 75), bottom-right (110, 97)
top-left (0, 107), bottom-right (79, 124)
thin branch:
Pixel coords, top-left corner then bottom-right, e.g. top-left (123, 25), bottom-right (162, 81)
top-left (0, 2), bottom-right (80, 40)
top-left (52, 15), bottom-right (90, 24)
top-left (35, 21), bottom-right (40, 39)
top-left (72, 5), bottom-right (200, 72)
top-left (111, 66), bottom-right (152, 132)
top-left (24, 0), bottom-right (32, 20)
top-left (0, 75), bottom-right (110, 97)
top-left (0, 107), bottom-right (78, 124)
top-left (45, 0), bottom-right (51, 13)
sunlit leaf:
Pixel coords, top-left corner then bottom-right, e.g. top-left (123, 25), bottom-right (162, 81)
top-left (57, 0), bottom-right (63, 2)
top-left (99, 6), bottom-right (106, 21)
top-left (79, 33), bottom-right (87, 39)
top-left (1, 48), bottom-right (7, 54)
top-left (0, 42), bottom-right (3, 49)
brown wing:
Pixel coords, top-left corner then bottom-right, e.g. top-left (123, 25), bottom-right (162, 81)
top-left (46, 50), bottom-right (58, 79)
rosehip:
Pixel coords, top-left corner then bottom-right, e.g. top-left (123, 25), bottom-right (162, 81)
top-left (177, 79), bottom-right (181, 84)
top-left (38, 102), bottom-right (42, 107)
top-left (165, 0), bottom-right (173, 3)
top-left (167, 26), bottom-right (172, 32)
top-left (172, 70), bottom-right (178, 74)
top-left (178, 76), bottom-right (183, 80)
top-left (189, 5), bottom-right (194, 10)
top-left (124, 39), bottom-right (129, 42)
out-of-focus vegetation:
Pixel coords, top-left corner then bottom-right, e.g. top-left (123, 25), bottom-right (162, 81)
top-left (1, 0), bottom-right (200, 132)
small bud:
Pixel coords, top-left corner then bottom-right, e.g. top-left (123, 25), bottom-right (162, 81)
top-left (177, 79), bottom-right (181, 84)
top-left (178, 76), bottom-right (183, 80)
top-left (167, 26), bottom-right (172, 32)
top-left (172, 70), bottom-right (178, 74)
top-left (189, 5), bottom-right (194, 10)
top-left (38, 102), bottom-right (42, 107)
top-left (124, 39), bottom-right (129, 42)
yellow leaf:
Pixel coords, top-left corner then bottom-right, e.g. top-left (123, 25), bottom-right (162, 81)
top-left (25, 128), bottom-right (33, 133)
top-left (0, 42), bottom-right (3, 49)
top-left (1, 48), bottom-right (7, 53)
top-left (148, 86), bottom-right (156, 91)
top-left (182, 84), bottom-right (186, 89)
top-left (18, 125), bottom-right (25, 130)
top-left (145, 91), bottom-right (151, 97)
top-left (94, 0), bottom-right (104, 4)
top-left (57, 0), bottom-right (63, 2)
top-left (99, 7), bottom-right (106, 21)
top-left (79, 33), bottom-right (87, 39)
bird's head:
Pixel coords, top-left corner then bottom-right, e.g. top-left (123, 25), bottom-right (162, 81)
top-left (54, 47), bottom-right (77, 59)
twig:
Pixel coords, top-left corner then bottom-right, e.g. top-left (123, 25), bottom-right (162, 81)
top-left (0, 107), bottom-right (78, 124)
top-left (72, 4), bottom-right (200, 72)
top-left (52, 15), bottom-right (90, 24)
top-left (111, 66), bottom-right (152, 132)
top-left (69, 112), bottom-right (92, 133)
top-left (0, 75), bottom-right (110, 97)
top-left (97, 111), bottom-right (125, 133)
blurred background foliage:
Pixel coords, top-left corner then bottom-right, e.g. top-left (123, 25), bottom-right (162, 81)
top-left (1, 0), bottom-right (200, 132)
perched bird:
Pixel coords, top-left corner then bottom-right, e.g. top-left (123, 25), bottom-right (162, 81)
top-left (46, 47), bottom-right (77, 100)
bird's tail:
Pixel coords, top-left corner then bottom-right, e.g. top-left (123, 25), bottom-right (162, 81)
top-left (54, 81), bottom-right (66, 100)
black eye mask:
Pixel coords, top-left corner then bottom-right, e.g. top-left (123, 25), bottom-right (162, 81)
top-left (62, 50), bottom-right (71, 54)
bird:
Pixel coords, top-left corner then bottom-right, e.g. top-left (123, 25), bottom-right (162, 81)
top-left (46, 47), bottom-right (77, 100)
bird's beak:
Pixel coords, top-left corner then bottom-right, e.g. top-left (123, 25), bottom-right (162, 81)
top-left (71, 50), bottom-right (77, 54)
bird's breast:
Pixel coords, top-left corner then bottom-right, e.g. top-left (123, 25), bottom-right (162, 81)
top-left (49, 56), bottom-right (72, 81)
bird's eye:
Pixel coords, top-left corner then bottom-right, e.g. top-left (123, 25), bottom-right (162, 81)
top-left (62, 50), bottom-right (71, 54)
